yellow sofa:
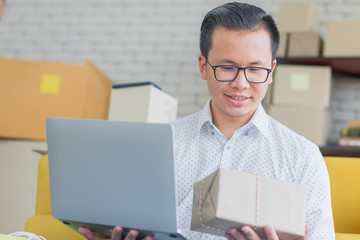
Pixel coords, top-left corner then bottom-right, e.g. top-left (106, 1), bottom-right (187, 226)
top-left (25, 155), bottom-right (360, 240)
top-left (324, 156), bottom-right (360, 240)
top-left (25, 154), bottom-right (85, 240)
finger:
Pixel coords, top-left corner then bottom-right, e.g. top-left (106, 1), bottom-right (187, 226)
top-left (295, 225), bottom-right (311, 240)
top-left (263, 225), bottom-right (279, 240)
top-left (78, 227), bottom-right (101, 240)
top-left (224, 232), bottom-right (237, 240)
top-left (142, 236), bottom-right (153, 240)
top-left (305, 225), bottom-right (311, 237)
top-left (241, 226), bottom-right (261, 240)
top-left (226, 228), bottom-right (248, 240)
top-left (124, 230), bottom-right (139, 240)
top-left (111, 226), bottom-right (123, 240)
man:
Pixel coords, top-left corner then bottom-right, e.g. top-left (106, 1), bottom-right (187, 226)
top-left (80, 2), bottom-right (335, 240)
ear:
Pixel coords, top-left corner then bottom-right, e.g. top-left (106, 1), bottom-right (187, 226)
top-left (198, 55), bottom-right (208, 80)
top-left (267, 59), bottom-right (277, 84)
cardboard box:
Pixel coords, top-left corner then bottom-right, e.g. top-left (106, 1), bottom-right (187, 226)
top-left (349, 120), bottom-right (360, 128)
top-left (108, 82), bottom-right (178, 123)
top-left (287, 32), bottom-right (322, 57)
top-left (0, 57), bottom-right (112, 141)
top-left (277, 32), bottom-right (288, 58)
top-left (323, 20), bottom-right (360, 57)
top-left (277, 1), bottom-right (318, 32)
top-left (268, 105), bottom-right (330, 146)
top-left (273, 64), bottom-right (332, 108)
top-left (191, 168), bottom-right (307, 239)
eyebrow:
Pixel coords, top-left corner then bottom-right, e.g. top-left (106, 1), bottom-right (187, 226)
top-left (219, 59), bottom-right (265, 66)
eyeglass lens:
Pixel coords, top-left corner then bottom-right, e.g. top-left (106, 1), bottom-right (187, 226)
top-left (215, 66), bottom-right (268, 82)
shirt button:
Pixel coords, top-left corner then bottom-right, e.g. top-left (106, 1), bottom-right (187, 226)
top-left (245, 132), bottom-right (249, 136)
top-left (226, 146), bottom-right (231, 150)
top-left (211, 132), bottom-right (215, 135)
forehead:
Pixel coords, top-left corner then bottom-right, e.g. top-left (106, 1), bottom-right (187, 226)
top-left (211, 26), bottom-right (271, 49)
top-left (209, 26), bottom-right (272, 62)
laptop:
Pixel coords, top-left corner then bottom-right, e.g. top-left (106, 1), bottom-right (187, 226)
top-left (46, 118), bottom-right (187, 240)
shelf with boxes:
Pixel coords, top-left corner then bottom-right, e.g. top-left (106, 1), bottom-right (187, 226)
top-left (269, 58), bottom-right (360, 155)
top-left (274, 57), bottom-right (360, 155)
top-left (276, 2), bottom-right (360, 77)
top-left (277, 58), bottom-right (360, 78)
top-left (271, 1), bottom-right (360, 153)
top-left (267, 64), bottom-right (332, 147)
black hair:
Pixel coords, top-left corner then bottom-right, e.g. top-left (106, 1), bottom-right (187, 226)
top-left (200, 2), bottom-right (280, 61)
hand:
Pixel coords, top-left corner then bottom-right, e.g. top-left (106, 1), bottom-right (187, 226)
top-left (225, 224), bottom-right (311, 240)
top-left (78, 226), bottom-right (154, 240)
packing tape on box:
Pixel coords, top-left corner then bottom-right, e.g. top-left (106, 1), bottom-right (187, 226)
top-left (198, 175), bottom-right (261, 232)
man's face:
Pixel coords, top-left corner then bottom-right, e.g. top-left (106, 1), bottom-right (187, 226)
top-left (199, 26), bottom-right (276, 125)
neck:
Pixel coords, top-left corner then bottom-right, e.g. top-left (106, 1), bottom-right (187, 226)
top-left (210, 103), bottom-right (258, 140)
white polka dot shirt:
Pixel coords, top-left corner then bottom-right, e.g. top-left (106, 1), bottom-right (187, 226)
top-left (172, 101), bottom-right (335, 240)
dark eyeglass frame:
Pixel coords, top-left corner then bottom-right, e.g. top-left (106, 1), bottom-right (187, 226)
top-left (206, 59), bottom-right (272, 83)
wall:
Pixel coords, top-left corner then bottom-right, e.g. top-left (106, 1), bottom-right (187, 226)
top-left (1, 0), bottom-right (360, 233)
top-left (1, 0), bottom-right (360, 143)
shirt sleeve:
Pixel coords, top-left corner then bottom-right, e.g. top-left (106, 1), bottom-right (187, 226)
top-left (300, 143), bottom-right (335, 240)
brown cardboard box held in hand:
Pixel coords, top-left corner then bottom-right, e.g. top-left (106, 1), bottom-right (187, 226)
top-left (191, 168), bottom-right (307, 239)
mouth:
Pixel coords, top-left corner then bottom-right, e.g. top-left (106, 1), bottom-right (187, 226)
top-left (226, 94), bottom-right (250, 101)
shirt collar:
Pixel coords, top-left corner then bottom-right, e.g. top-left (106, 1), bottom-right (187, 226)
top-left (196, 100), bottom-right (270, 139)
top-left (196, 99), bottom-right (213, 133)
top-left (246, 104), bottom-right (270, 140)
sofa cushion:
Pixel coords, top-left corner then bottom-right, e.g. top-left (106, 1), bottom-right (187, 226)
top-left (25, 215), bottom-right (85, 240)
top-left (324, 157), bottom-right (360, 234)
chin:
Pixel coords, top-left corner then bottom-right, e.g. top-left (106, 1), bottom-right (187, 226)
top-left (225, 107), bottom-right (256, 119)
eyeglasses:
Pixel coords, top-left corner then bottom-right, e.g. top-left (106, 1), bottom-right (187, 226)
top-left (206, 59), bottom-right (272, 83)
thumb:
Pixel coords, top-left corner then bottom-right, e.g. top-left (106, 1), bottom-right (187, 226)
top-left (295, 225), bottom-right (310, 240)
top-left (78, 227), bottom-right (101, 240)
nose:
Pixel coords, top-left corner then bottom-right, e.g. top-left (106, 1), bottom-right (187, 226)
top-left (230, 69), bottom-right (250, 89)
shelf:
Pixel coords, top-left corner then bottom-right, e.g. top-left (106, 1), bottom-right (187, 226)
top-left (277, 57), bottom-right (360, 157)
top-left (277, 57), bottom-right (360, 77)
top-left (320, 146), bottom-right (360, 157)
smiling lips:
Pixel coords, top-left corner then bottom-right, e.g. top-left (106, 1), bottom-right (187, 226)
top-left (226, 94), bottom-right (249, 101)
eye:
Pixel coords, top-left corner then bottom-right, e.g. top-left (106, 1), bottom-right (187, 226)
top-left (247, 67), bottom-right (261, 72)
top-left (219, 66), bottom-right (237, 72)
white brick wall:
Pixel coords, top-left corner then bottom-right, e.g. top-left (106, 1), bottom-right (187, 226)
top-left (1, 0), bottom-right (360, 142)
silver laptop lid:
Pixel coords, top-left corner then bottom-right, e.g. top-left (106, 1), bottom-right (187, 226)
top-left (46, 118), bottom-right (184, 239)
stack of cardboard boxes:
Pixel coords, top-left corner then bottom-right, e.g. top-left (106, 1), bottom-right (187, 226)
top-left (271, 1), bottom-right (360, 146)
top-left (0, 57), bottom-right (114, 233)
top-left (0, 58), bottom-right (178, 141)
top-left (0, 57), bottom-right (178, 233)
top-left (276, 1), bottom-right (360, 58)
top-left (268, 65), bottom-right (332, 146)
top-left (0, 58), bottom-right (112, 233)
top-left (277, 1), bottom-right (322, 58)
top-left (268, 1), bottom-right (331, 146)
